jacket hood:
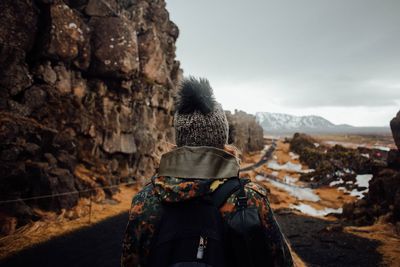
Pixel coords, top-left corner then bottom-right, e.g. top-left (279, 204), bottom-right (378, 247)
top-left (158, 146), bottom-right (240, 179)
top-left (153, 146), bottom-right (240, 202)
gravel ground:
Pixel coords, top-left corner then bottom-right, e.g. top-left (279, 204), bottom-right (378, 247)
top-left (275, 212), bottom-right (382, 267)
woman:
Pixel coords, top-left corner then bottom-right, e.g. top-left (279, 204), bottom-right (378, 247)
top-left (121, 77), bottom-right (293, 267)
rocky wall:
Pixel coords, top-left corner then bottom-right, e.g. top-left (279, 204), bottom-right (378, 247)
top-left (0, 0), bottom-right (180, 232)
top-left (226, 110), bottom-right (264, 154)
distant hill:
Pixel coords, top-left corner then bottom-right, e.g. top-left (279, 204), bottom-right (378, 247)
top-left (255, 112), bottom-right (391, 135)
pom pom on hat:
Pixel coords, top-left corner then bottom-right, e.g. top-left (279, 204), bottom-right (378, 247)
top-left (174, 77), bottom-right (229, 148)
top-left (176, 76), bottom-right (216, 114)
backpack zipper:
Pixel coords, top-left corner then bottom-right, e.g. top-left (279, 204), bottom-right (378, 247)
top-left (196, 236), bottom-right (207, 260)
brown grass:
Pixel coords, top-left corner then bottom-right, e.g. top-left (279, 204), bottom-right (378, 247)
top-left (246, 141), bottom-right (357, 217)
top-left (345, 222), bottom-right (400, 266)
top-left (315, 133), bottom-right (396, 149)
top-left (241, 150), bottom-right (264, 168)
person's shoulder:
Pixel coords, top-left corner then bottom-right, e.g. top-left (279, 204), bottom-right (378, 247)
top-left (132, 181), bottom-right (155, 203)
top-left (245, 181), bottom-right (269, 198)
top-left (129, 181), bottom-right (160, 219)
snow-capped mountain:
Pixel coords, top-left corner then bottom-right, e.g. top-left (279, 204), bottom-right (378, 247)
top-left (255, 112), bottom-right (389, 134)
top-left (256, 112), bottom-right (335, 130)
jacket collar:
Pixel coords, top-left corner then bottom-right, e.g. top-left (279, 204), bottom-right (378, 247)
top-left (158, 146), bottom-right (240, 179)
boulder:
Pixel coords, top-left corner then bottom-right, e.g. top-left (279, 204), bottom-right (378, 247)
top-left (90, 16), bottom-right (139, 78)
top-left (387, 149), bottom-right (400, 170)
top-left (390, 110), bottom-right (400, 151)
top-left (46, 1), bottom-right (91, 69)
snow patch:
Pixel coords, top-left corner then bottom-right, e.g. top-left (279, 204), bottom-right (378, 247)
top-left (373, 146), bottom-right (390, 152)
top-left (329, 179), bottom-right (344, 187)
top-left (335, 170), bottom-right (345, 177)
top-left (256, 175), bottom-right (320, 202)
top-left (271, 171), bottom-right (279, 177)
top-left (355, 174), bottom-right (373, 189)
top-left (361, 153), bottom-right (370, 158)
top-left (68, 23), bottom-right (77, 29)
top-left (335, 174), bottom-right (373, 199)
top-left (267, 160), bottom-right (314, 173)
top-left (349, 190), bottom-right (367, 199)
top-left (344, 168), bottom-right (353, 174)
top-left (290, 203), bottom-right (342, 217)
top-left (283, 175), bottom-right (298, 185)
top-left (289, 152), bottom-right (300, 160)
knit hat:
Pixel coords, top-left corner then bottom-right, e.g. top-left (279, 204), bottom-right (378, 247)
top-left (174, 77), bottom-right (229, 148)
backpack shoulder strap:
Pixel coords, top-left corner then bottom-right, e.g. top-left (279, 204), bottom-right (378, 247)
top-left (212, 178), bottom-right (249, 208)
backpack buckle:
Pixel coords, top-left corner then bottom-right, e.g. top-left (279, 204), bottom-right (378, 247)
top-left (237, 196), bottom-right (248, 208)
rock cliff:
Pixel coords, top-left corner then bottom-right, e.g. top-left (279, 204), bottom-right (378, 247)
top-left (0, 0), bottom-right (180, 232)
top-left (226, 110), bottom-right (264, 154)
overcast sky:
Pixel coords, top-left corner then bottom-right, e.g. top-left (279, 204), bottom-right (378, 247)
top-left (166, 0), bottom-right (400, 126)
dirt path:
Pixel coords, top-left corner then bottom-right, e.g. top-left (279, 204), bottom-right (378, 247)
top-left (240, 142), bottom-right (276, 171)
top-left (275, 212), bottom-right (382, 267)
top-left (0, 210), bottom-right (383, 267)
top-left (0, 213), bottom-right (129, 267)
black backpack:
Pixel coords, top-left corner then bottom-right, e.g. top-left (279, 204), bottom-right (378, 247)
top-left (148, 177), bottom-right (276, 267)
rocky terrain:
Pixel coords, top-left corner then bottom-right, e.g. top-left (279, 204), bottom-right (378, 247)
top-left (226, 110), bottom-right (264, 154)
top-left (0, 0), bottom-right (181, 235)
top-left (240, 122), bottom-right (400, 265)
top-left (1, 116), bottom-right (398, 265)
top-left (289, 133), bottom-right (386, 185)
top-left (239, 137), bottom-right (390, 266)
top-left (343, 111), bottom-right (400, 226)
top-left (268, 112), bottom-right (400, 228)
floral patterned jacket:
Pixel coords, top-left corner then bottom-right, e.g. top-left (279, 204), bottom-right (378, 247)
top-left (121, 146), bottom-right (293, 267)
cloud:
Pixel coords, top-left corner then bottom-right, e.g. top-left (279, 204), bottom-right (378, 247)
top-left (276, 77), bottom-right (400, 107)
top-left (214, 78), bottom-right (400, 108)
top-left (166, 0), bottom-right (400, 125)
